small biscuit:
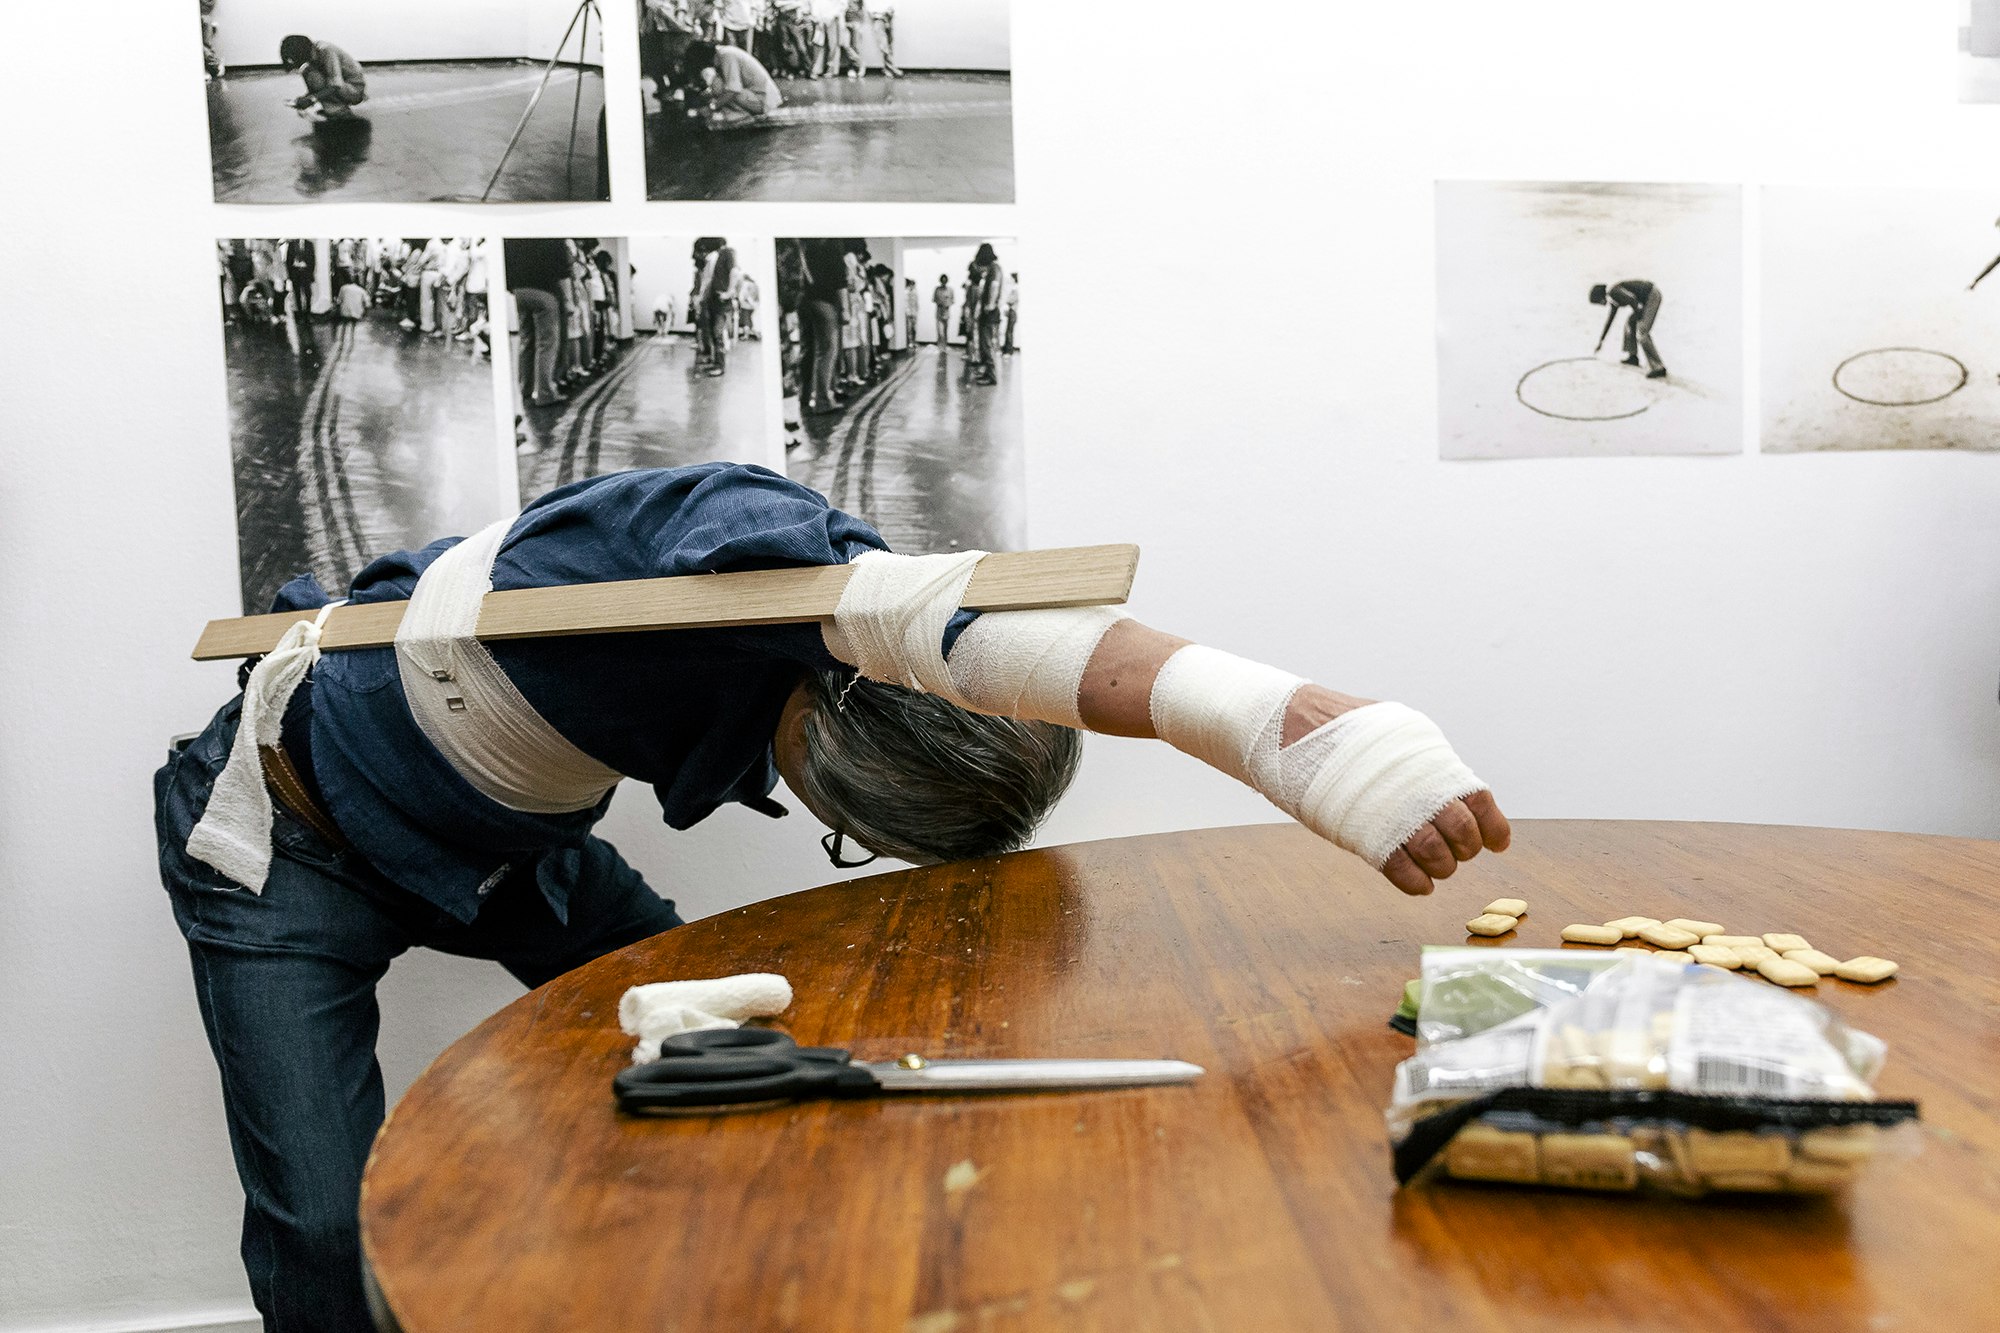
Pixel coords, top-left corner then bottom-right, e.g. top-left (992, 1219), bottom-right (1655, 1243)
top-left (1604, 916), bottom-right (1661, 938)
top-left (1782, 949), bottom-right (1840, 976)
top-left (1538, 1132), bottom-right (1638, 1191)
top-left (1652, 951), bottom-right (1695, 964)
top-left (1663, 919), bottom-right (1724, 939)
top-left (1701, 935), bottom-right (1762, 949)
top-left (1637, 923), bottom-right (1700, 950)
top-left (1560, 923), bottom-right (1623, 945)
top-left (1464, 913), bottom-right (1518, 938)
top-left (1763, 933), bottom-right (1812, 954)
top-left (1834, 956), bottom-right (1898, 984)
top-left (1484, 898), bottom-right (1528, 918)
top-left (1688, 945), bottom-right (1741, 969)
top-left (1757, 956), bottom-right (1818, 987)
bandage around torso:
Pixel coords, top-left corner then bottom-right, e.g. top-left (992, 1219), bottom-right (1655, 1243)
top-left (1149, 645), bottom-right (1487, 869)
top-left (394, 517), bottom-right (622, 814)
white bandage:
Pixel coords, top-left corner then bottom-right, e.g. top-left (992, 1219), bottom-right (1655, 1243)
top-left (828, 549), bottom-right (1125, 728)
top-left (1149, 645), bottom-right (1486, 869)
top-left (944, 606), bottom-right (1127, 727)
top-left (618, 973), bottom-right (794, 1064)
top-left (828, 549), bottom-right (985, 698)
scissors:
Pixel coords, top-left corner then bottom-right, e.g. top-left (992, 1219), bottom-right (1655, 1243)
top-left (613, 1028), bottom-right (1204, 1113)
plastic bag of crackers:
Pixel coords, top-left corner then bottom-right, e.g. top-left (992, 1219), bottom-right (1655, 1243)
top-left (1386, 949), bottom-right (1919, 1195)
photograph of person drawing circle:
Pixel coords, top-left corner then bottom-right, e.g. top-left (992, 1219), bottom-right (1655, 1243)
top-left (155, 463), bottom-right (1510, 1329)
top-left (1435, 180), bottom-right (1743, 459)
top-left (1590, 280), bottom-right (1668, 380)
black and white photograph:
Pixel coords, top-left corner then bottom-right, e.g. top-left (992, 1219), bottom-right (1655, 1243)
top-left (638, 0), bottom-right (1012, 202)
top-left (1764, 186), bottom-right (2000, 453)
top-left (778, 237), bottom-right (1023, 553)
top-left (1436, 181), bottom-right (1744, 460)
top-left (216, 237), bottom-right (511, 612)
top-left (507, 236), bottom-right (779, 494)
top-left (1962, 2), bottom-right (2000, 102)
top-left (201, 0), bottom-right (608, 203)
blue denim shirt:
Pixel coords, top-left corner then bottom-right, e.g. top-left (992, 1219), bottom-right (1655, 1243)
top-left (270, 463), bottom-right (962, 924)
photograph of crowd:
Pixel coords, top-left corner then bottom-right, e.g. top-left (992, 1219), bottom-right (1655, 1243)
top-left (215, 238), bottom-right (510, 613)
top-left (638, 0), bottom-right (1013, 202)
top-left (778, 237), bottom-right (1024, 554)
top-left (200, 0), bottom-right (608, 203)
top-left (507, 237), bottom-right (778, 496)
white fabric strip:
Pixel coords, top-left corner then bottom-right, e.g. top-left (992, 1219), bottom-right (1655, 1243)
top-left (944, 606), bottom-right (1128, 727)
top-left (829, 549), bottom-right (986, 699)
top-left (394, 517), bottom-right (622, 814)
top-left (1149, 646), bottom-right (1486, 869)
top-left (619, 973), bottom-right (794, 1064)
top-left (1148, 645), bottom-right (1305, 783)
top-left (186, 600), bottom-right (345, 891)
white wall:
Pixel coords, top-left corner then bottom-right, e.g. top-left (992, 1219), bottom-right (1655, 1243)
top-left (6, 1), bottom-right (2000, 1329)
top-left (210, 0), bottom-right (602, 68)
top-left (891, 0), bottom-right (1010, 71)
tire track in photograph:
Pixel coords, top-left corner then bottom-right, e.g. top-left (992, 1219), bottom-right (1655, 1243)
top-left (294, 320), bottom-right (364, 592)
top-left (826, 354), bottom-right (920, 517)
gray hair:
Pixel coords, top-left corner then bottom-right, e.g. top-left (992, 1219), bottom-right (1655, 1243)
top-left (794, 671), bottom-right (1083, 864)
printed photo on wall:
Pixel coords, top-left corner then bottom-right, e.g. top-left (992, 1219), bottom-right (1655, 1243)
top-left (199, 0), bottom-right (608, 203)
top-left (638, 0), bottom-right (1013, 202)
top-left (777, 237), bottom-right (1024, 553)
top-left (1763, 186), bottom-right (2000, 453)
top-left (1435, 181), bottom-right (1744, 460)
top-left (215, 238), bottom-right (510, 613)
top-left (507, 237), bottom-right (780, 498)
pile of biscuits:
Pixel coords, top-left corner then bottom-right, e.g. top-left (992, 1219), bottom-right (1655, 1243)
top-left (1462, 899), bottom-right (1899, 989)
top-left (1443, 1117), bottom-right (1879, 1194)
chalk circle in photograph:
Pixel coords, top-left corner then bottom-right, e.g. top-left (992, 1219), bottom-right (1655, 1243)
top-left (1515, 356), bottom-right (1665, 421)
top-left (1831, 348), bottom-right (1970, 408)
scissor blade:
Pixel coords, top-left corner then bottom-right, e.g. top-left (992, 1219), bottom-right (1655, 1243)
top-left (860, 1058), bottom-right (1204, 1094)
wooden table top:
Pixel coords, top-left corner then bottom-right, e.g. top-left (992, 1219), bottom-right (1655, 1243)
top-left (360, 821), bottom-right (2000, 1332)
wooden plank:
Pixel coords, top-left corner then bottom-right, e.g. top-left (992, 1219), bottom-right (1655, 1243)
top-left (191, 544), bottom-right (1140, 661)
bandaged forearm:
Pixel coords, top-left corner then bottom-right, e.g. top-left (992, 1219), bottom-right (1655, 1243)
top-left (1148, 646), bottom-right (1487, 869)
top-left (827, 552), bottom-right (1486, 867)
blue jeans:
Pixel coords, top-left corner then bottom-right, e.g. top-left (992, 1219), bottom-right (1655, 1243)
top-left (154, 697), bottom-right (682, 1332)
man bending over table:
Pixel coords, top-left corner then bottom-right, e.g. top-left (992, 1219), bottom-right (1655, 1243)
top-left (155, 462), bottom-right (1508, 1332)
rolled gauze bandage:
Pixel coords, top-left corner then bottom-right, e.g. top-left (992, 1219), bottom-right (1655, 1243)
top-left (1149, 645), bottom-right (1486, 869)
top-left (618, 973), bottom-right (793, 1064)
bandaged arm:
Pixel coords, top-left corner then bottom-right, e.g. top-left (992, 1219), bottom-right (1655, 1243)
top-left (830, 551), bottom-right (1508, 893)
top-left (947, 612), bottom-right (1508, 894)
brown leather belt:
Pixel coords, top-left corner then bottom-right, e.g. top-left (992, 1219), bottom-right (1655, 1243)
top-left (259, 743), bottom-right (351, 851)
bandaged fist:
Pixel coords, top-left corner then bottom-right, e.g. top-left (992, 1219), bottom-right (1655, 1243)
top-left (1276, 684), bottom-right (1510, 896)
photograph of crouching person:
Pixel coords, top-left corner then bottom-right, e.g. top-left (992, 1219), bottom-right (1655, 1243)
top-left (683, 39), bottom-right (783, 127)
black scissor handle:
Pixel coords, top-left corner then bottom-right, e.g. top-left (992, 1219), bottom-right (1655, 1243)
top-left (614, 1027), bottom-right (877, 1112)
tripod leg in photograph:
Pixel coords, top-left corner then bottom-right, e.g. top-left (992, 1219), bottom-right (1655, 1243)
top-left (482, 0), bottom-right (594, 202)
top-left (565, 1), bottom-right (593, 198)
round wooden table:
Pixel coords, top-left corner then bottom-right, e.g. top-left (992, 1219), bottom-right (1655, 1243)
top-left (360, 821), bottom-right (2000, 1332)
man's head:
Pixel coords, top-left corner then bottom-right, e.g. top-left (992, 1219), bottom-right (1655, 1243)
top-left (680, 41), bottom-right (720, 82)
top-left (279, 35), bottom-right (315, 69)
top-left (1589, 284), bottom-right (1610, 306)
top-left (774, 673), bottom-right (1081, 865)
